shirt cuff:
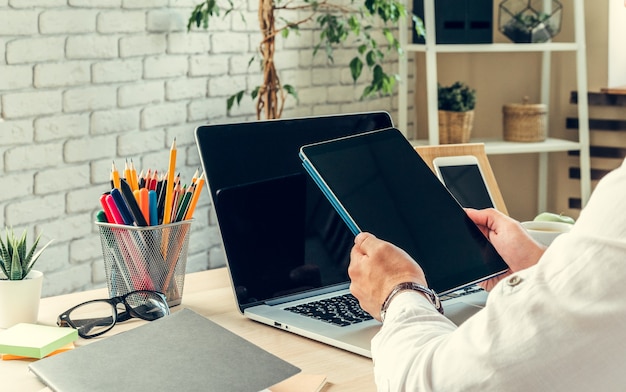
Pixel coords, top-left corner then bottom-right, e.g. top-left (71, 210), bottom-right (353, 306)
top-left (383, 290), bottom-right (441, 323)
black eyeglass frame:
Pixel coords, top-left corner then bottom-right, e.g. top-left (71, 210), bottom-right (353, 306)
top-left (57, 290), bottom-right (169, 339)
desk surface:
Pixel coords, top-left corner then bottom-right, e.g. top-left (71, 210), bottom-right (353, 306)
top-left (2, 268), bottom-right (376, 392)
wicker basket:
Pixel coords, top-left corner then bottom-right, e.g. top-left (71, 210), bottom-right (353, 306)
top-left (438, 110), bottom-right (474, 144)
top-left (503, 98), bottom-right (547, 142)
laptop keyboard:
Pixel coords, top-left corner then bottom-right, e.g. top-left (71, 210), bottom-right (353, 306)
top-left (286, 294), bottom-right (373, 327)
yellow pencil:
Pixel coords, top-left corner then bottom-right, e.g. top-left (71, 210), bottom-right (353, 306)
top-left (185, 172), bottom-right (205, 220)
top-left (130, 159), bottom-right (139, 191)
top-left (124, 159), bottom-right (131, 188)
top-left (162, 138), bottom-right (177, 224)
top-left (111, 161), bottom-right (121, 189)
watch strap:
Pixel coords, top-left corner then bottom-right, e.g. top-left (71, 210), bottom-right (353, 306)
top-left (380, 282), bottom-right (444, 322)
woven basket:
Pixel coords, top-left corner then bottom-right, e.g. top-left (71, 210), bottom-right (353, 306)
top-left (438, 110), bottom-right (474, 144)
top-left (503, 98), bottom-right (547, 142)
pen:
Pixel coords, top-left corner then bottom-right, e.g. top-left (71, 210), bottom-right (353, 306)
top-left (162, 139), bottom-right (177, 224)
top-left (119, 179), bottom-right (148, 227)
top-left (157, 177), bottom-right (167, 224)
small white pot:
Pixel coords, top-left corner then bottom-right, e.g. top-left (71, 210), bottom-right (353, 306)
top-left (0, 270), bottom-right (44, 329)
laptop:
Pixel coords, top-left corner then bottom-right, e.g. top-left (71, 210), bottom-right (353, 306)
top-left (195, 112), bottom-right (395, 357)
top-left (195, 114), bottom-right (500, 358)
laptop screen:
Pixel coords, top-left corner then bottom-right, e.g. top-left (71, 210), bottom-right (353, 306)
top-left (195, 112), bottom-right (394, 310)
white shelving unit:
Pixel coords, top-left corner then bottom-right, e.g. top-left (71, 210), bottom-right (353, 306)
top-left (397, 0), bottom-right (591, 211)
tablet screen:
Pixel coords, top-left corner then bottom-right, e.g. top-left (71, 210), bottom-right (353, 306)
top-left (299, 128), bottom-right (507, 294)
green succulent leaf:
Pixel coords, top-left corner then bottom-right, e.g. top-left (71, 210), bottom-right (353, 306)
top-left (0, 228), bottom-right (52, 280)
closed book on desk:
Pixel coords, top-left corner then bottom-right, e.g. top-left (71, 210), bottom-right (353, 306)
top-left (29, 308), bottom-right (300, 392)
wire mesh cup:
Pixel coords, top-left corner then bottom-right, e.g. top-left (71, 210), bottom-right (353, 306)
top-left (96, 220), bottom-right (192, 307)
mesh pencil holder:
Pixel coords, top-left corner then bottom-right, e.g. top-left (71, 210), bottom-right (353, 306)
top-left (96, 220), bottom-right (192, 307)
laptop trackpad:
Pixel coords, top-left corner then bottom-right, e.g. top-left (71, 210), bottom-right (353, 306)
top-left (445, 302), bottom-right (484, 326)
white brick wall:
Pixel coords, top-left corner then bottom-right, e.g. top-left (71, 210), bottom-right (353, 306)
top-left (0, 2), bottom-right (413, 297)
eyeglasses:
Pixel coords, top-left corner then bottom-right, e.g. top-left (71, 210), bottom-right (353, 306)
top-left (57, 290), bottom-right (170, 339)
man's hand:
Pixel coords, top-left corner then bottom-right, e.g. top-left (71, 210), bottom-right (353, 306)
top-left (465, 208), bottom-right (546, 290)
top-left (349, 232), bottom-right (427, 321)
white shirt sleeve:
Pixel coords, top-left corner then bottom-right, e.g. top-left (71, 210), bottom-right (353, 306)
top-left (371, 158), bottom-right (626, 392)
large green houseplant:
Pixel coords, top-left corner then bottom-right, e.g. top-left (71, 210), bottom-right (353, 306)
top-left (188, 0), bottom-right (424, 120)
top-left (0, 228), bottom-right (53, 328)
top-left (437, 81), bottom-right (476, 144)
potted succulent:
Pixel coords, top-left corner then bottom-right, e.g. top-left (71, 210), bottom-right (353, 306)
top-left (437, 81), bottom-right (477, 144)
top-left (0, 228), bottom-right (53, 328)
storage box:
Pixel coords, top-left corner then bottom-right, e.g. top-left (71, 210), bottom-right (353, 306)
top-left (413, 0), bottom-right (493, 44)
top-left (502, 98), bottom-right (547, 142)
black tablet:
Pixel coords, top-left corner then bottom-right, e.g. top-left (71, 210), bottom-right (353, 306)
top-left (299, 127), bottom-right (507, 295)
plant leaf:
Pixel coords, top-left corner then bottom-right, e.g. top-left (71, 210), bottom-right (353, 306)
top-left (24, 238), bottom-right (53, 278)
top-left (10, 242), bottom-right (22, 280)
top-left (349, 57), bottom-right (363, 82)
top-left (283, 84), bottom-right (299, 102)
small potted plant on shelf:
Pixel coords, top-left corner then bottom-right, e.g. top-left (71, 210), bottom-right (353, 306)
top-left (437, 81), bottom-right (476, 144)
top-left (0, 228), bottom-right (53, 328)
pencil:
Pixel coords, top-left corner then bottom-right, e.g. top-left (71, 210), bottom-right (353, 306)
top-left (175, 186), bottom-right (193, 222)
top-left (170, 181), bottom-right (182, 222)
top-left (111, 161), bottom-right (121, 190)
top-left (130, 159), bottom-right (139, 191)
top-left (162, 139), bottom-right (177, 224)
top-left (184, 172), bottom-right (205, 220)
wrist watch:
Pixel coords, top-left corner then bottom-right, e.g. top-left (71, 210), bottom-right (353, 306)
top-left (380, 282), bottom-right (444, 322)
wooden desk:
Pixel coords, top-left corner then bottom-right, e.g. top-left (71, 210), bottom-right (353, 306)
top-left (2, 268), bottom-right (376, 392)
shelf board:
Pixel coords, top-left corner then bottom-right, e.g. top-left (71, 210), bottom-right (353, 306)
top-left (406, 42), bottom-right (579, 53)
top-left (410, 137), bottom-right (581, 155)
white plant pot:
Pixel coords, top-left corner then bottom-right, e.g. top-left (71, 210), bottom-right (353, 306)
top-left (0, 270), bottom-right (43, 329)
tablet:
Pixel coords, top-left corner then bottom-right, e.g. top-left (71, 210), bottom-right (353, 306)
top-left (299, 127), bottom-right (507, 295)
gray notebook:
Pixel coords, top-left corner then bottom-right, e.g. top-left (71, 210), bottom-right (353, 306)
top-left (29, 308), bottom-right (300, 392)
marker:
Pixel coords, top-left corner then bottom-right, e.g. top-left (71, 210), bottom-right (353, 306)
top-left (99, 193), bottom-right (114, 223)
top-left (139, 188), bottom-right (150, 224)
top-left (110, 188), bottom-right (134, 226)
top-left (105, 194), bottom-right (125, 225)
top-left (149, 190), bottom-right (158, 226)
top-left (96, 210), bottom-right (108, 223)
top-left (119, 179), bottom-right (148, 227)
